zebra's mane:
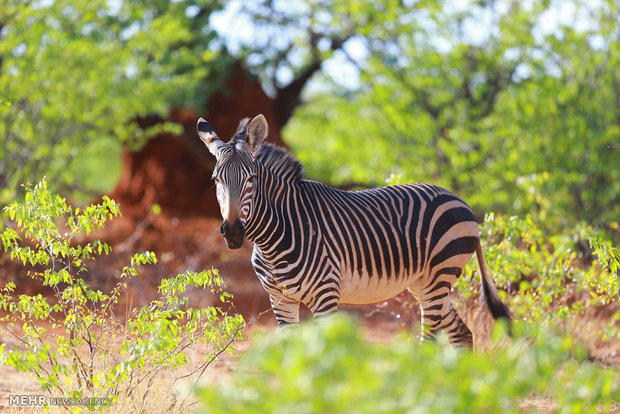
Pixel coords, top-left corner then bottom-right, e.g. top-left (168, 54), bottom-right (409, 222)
top-left (255, 143), bottom-right (305, 183)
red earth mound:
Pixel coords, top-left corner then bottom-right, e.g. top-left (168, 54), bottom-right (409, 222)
top-left (109, 65), bottom-right (287, 221)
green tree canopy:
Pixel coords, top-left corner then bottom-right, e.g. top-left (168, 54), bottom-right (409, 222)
top-left (0, 0), bottom-right (228, 202)
top-left (282, 0), bottom-right (620, 229)
top-left (2, 0), bottom-right (618, 230)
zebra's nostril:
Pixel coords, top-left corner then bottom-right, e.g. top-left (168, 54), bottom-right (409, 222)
top-left (220, 222), bottom-right (226, 235)
top-left (232, 219), bottom-right (244, 235)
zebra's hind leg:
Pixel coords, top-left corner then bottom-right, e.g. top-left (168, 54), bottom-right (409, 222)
top-left (417, 296), bottom-right (473, 346)
top-left (411, 275), bottom-right (473, 347)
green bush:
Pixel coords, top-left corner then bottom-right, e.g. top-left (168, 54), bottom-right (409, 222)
top-left (457, 212), bottom-right (619, 341)
top-left (196, 315), bottom-right (618, 414)
top-left (0, 180), bottom-right (244, 409)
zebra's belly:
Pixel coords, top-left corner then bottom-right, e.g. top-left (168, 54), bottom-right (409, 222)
top-left (339, 272), bottom-right (417, 305)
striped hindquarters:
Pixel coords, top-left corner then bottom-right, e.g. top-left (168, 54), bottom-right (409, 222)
top-left (295, 182), bottom-right (479, 303)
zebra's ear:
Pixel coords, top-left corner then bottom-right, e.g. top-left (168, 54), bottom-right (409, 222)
top-left (197, 117), bottom-right (224, 156)
top-left (247, 114), bottom-right (268, 154)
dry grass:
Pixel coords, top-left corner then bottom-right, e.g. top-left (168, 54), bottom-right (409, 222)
top-left (0, 324), bottom-right (253, 414)
top-left (0, 353), bottom-right (227, 413)
top-left (0, 374), bottom-right (197, 414)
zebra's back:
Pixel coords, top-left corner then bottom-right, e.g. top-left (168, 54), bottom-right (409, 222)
top-left (299, 181), bottom-right (480, 304)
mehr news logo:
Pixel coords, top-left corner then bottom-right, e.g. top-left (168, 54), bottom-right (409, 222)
top-left (8, 394), bottom-right (112, 407)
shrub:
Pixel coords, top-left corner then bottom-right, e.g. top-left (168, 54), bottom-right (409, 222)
top-left (196, 315), bottom-right (619, 413)
top-left (457, 212), bottom-right (619, 341)
top-left (0, 180), bottom-right (244, 410)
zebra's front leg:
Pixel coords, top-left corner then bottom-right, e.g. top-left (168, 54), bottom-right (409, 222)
top-left (304, 277), bottom-right (342, 318)
top-left (269, 294), bottom-right (301, 326)
top-left (252, 245), bottom-right (300, 326)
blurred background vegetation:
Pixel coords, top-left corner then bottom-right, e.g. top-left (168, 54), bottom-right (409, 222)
top-left (1, 0), bottom-right (618, 237)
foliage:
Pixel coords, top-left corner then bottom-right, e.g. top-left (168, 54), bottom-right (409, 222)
top-left (228, 0), bottom-right (398, 94)
top-left (196, 315), bottom-right (619, 413)
top-left (284, 0), bottom-right (620, 230)
top-left (0, 180), bottom-right (244, 409)
top-left (457, 212), bottom-right (619, 341)
top-left (0, 0), bottom-right (228, 202)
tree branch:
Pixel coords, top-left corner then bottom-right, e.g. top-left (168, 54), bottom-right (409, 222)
top-left (274, 58), bottom-right (323, 125)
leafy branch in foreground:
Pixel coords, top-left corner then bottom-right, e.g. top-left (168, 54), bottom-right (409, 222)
top-left (0, 180), bottom-right (244, 411)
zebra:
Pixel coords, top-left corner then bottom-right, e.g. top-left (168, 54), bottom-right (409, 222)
top-left (197, 114), bottom-right (511, 346)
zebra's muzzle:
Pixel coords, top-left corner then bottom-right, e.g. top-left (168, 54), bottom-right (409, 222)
top-left (220, 220), bottom-right (245, 249)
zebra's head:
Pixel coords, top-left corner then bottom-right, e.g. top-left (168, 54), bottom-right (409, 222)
top-left (196, 114), bottom-right (269, 249)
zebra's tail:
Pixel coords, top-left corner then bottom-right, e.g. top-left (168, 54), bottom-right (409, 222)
top-left (475, 241), bottom-right (512, 323)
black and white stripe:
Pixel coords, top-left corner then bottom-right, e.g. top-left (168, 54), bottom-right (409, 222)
top-left (198, 115), bottom-right (511, 346)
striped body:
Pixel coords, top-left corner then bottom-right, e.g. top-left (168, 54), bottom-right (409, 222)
top-left (197, 115), bottom-right (511, 346)
top-left (248, 176), bottom-right (478, 303)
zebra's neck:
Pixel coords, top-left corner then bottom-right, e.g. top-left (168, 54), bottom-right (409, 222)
top-left (244, 161), bottom-right (296, 250)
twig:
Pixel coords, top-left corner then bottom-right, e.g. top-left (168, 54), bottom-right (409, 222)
top-left (173, 302), bottom-right (277, 384)
top-left (193, 323), bottom-right (244, 385)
